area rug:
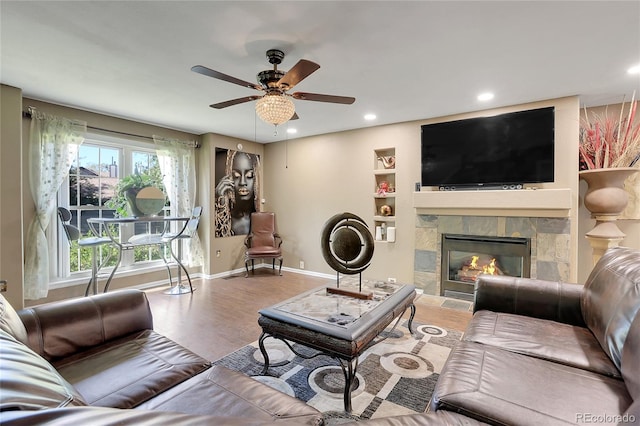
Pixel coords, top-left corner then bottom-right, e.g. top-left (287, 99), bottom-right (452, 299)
top-left (213, 321), bottom-right (462, 422)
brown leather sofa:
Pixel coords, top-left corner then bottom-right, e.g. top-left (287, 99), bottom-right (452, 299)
top-left (3, 246), bottom-right (638, 426)
top-left (345, 246), bottom-right (639, 425)
top-left (0, 289), bottom-right (323, 425)
top-left (431, 245), bottom-right (640, 425)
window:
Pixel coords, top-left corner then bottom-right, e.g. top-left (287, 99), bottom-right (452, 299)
top-left (55, 135), bottom-right (168, 280)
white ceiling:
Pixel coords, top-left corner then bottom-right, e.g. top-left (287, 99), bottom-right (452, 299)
top-left (1, 1), bottom-right (639, 143)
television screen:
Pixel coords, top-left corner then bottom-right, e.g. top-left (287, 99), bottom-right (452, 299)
top-left (421, 107), bottom-right (555, 189)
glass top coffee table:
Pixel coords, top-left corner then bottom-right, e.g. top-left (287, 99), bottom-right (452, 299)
top-left (258, 278), bottom-right (416, 413)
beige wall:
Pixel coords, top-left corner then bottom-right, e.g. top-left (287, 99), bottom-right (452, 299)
top-left (0, 85), bottom-right (25, 308)
top-left (263, 124), bottom-right (419, 282)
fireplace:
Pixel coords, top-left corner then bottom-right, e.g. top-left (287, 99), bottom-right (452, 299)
top-left (441, 234), bottom-right (531, 299)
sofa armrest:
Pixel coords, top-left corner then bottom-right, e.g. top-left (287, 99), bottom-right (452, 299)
top-left (18, 289), bottom-right (153, 361)
top-left (474, 275), bottom-right (585, 326)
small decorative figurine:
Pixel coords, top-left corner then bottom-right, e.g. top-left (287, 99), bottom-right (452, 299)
top-left (377, 181), bottom-right (389, 195)
top-left (378, 155), bottom-right (396, 169)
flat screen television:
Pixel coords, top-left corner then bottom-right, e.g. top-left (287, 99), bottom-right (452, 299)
top-left (421, 107), bottom-right (555, 189)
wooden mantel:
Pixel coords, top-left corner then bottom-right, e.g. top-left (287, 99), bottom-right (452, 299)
top-left (413, 188), bottom-right (573, 218)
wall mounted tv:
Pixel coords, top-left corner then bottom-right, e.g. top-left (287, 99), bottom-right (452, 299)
top-left (421, 106), bottom-right (555, 190)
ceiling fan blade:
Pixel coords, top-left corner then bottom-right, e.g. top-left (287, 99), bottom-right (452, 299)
top-left (210, 95), bottom-right (262, 109)
top-left (291, 92), bottom-right (356, 104)
top-left (278, 60), bottom-right (320, 89)
top-left (192, 65), bottom-right (261, 90)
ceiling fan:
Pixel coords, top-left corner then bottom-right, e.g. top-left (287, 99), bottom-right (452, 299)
top-left (191, 49), bottom-right (356, 126)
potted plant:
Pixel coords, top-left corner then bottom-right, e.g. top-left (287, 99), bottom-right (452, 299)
top-left (579, 95), bottom-right (640, 170)
top-left (106, 169), bottom-right (165, 217)
top-left (579, 95), bottom-right (640, 237)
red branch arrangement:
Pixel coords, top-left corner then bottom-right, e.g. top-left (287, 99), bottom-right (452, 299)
top-left (579, 94), bottom-right (640, 170)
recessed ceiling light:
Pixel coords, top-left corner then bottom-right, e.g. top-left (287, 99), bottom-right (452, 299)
top-left (628, 64), bottom-right (640, 74)
top-left (364, 113), bottom-right (377, 121)
top-left (287, 128), bottom-right (297, 134)
top-left (477, 92), bottom-right (495, 101)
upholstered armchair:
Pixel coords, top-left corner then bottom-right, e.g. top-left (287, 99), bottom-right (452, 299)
top-left (244, 212), bottom-right (283, 277)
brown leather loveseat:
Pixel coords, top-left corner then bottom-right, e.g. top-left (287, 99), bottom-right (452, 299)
top-left (345, 246), bottom-right (640, 425)
top-left (0, 289), bottom-right (323, 425)
top-left (430, 246), bottom-right (640, 425)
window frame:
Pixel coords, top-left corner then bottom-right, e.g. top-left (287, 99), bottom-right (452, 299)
top-left (53, 133), bottom-right (168, 285)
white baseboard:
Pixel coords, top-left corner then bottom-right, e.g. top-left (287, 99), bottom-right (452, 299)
top-left (128, 264), bottom-right (408, 290)
top-left (280, 266), bottom-right (334, 279)
top-left (200, 264), bottom-right (334, 281)
top-left (49, 264), bottom-right (335, 294)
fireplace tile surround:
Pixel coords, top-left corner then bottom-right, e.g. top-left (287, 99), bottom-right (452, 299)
top-left (414, 215), bottom-right (571, 296)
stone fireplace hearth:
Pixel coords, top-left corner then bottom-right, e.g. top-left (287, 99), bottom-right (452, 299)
top-left (414, 215), bottom-right (571, 298)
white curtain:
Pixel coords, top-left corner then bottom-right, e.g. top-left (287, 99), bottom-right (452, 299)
top-left (24, 109), bottom-right (86, 299)
top-left (153, 136), bottom-right (203, 266)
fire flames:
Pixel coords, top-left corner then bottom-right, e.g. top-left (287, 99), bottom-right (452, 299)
top-left (469, 255), bottom-right (498, 275)
top-left (456, 255), bottom-right (502, 282)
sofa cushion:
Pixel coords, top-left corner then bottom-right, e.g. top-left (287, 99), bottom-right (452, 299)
top-left (0, 294), bottom-right (28, 345)
top-left (621, 311), bottom-right (640, 399)
top-left (53, 329), bottom-right (211, 409)
top-left (431, 341), bottom-right (632, 425)
top-left (463, 310), bottom-right (620, 377)
top-left (18, 289), bottom-right (153, 361)
top-left (137, 365), bottom-right (323, 425)
top-left (0, 329), bottom-right (87, 411)
top-left (581, 246), bottom-right (640, 370)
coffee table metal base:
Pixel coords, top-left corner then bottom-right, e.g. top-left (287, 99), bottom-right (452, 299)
top-left (258, 303), bottom-right (416, 413)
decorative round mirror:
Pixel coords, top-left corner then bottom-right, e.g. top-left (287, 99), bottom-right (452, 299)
top-left (320, 212), bottom-right (374, 275)
top-left (135, 187), bottom-right (166, 216)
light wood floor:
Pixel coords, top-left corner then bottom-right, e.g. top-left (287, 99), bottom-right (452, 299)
top-left (145, 269), bottom-right (473, 361)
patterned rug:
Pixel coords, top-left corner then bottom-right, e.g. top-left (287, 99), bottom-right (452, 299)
top-left (213, 321), bottom-right (462, 422)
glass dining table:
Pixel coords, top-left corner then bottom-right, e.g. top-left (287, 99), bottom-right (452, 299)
top-left (87, 216), bottom-right (193, 295)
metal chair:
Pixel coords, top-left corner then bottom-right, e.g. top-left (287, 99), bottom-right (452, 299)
top-left (57, 207), bottom-right (113, 296)
top-left (161, 206), bottom-right (202, 294)
top-left (244, 212), bottom-right (283, 277)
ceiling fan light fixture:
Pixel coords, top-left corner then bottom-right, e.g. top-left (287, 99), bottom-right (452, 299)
top-left (255, 93), bottom-right (295, 126)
